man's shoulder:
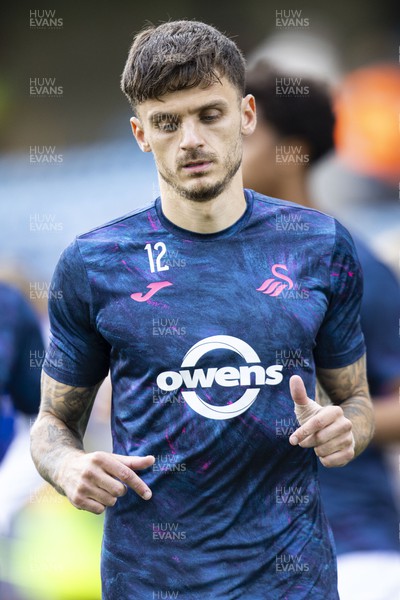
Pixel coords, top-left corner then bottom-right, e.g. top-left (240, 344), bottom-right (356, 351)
top-left (56, 201), bottom-right (157, 271)
top-left (248, 189), bottom-right (339, 240)
top-left (250, 189), bottom-right (336, 223)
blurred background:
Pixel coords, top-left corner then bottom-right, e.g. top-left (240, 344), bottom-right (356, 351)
top-left (0, 1), bottom-right (399, 598)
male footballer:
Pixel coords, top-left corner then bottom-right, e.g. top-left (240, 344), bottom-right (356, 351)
top-left (31, 20), bottom-right (374, 599)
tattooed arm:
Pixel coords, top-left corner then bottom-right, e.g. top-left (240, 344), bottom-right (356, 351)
top-left (317, 354), bottom-right (374, 458)
top-left (30, 371), bottom-right (155, 514)
top-left (289, 354), bottom-right (374, 467)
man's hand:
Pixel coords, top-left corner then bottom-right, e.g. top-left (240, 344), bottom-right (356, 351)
top-left (30, 373), bottom-right (157, 515)
top-left (288, 375), bottom-right (355, 467)
top-left (59, 451), bottom-right (155, 514)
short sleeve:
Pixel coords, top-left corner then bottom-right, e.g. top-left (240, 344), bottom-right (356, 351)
top-left (43, 240), bottom-right (110, 387)
top-left (313, 220), bottom-right (366, 369)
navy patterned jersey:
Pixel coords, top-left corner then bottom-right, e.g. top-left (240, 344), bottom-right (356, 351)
top-left (44, 190), bottom-right (365, 599)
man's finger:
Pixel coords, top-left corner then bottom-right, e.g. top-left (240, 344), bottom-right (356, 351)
top-left (294, 416), bottom-right (353, 450)
top-left (87, 486), bottom-right (119, 508)
top-left (91, 452), bottom-right (155, 500)
top-left (319, 444), bottom-right (355, 468)
top-left (69, 474), bottom-right (116, 514)
top-left (113, 455), bottom-right (155, 499)
top-left (115, 454), bottom-right (155, 470)
top-left (117, 467), bottom-right (153, 499)
top-left (314, 432), bottom-right (355, 458)
top-left (289, 375), bottom-right (308, 406)
top-left (96, 473), bottom-right (128, 498)
top-left (289, 408), bottom-right (338, 446)
top-left (289, 375), bottom-right (322, 432)
top-left (74, 497), bottom-right (108, 515)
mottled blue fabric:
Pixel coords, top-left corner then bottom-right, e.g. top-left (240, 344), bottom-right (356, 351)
top-left (0, 283), bottom-right (43, 462)
top-left (44, 190), bottom-right (366, 599)
top-left (319, 239), bottom-right (400, 555)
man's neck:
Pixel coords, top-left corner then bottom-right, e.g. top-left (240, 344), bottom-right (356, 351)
top-left (159, 171), bottom-right (247, 234)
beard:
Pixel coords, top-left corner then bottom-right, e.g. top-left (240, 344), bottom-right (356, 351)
top-left (157, 137), bottom-right (242, 202)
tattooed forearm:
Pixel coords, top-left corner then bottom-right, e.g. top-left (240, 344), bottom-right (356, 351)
top-left (30, 371), bottom-right (103, 495)
top-left (317, 354), bottom-right (375, 457)
top-left (40, 373), bottom-right (99, 436)
top-left (317, 355), bottom-right (367, 404)
top-left (46, 423), bottom-right (78, 444)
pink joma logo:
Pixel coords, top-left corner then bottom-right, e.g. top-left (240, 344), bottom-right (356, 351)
top-left (257, 264), bottom-right (294, 297)
top-left (131, 281), bottom-right (173, 302)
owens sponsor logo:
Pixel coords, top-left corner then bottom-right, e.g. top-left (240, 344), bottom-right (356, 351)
top-left (156, 335), bottom-right (283, 420)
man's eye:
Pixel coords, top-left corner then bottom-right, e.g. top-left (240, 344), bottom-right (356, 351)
top-left (201, 113), bottom-right (220, 123)
top-left (157, 122), bottom-right (178, 132)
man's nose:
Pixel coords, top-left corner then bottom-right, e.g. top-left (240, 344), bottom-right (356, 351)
top-left (179, 121), bottom-right (204, 150)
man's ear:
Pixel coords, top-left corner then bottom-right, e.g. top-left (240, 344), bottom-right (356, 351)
top-left (130, 117), bottom-right (152, 152)
top-left (241, 94), bottom-right (257, 137)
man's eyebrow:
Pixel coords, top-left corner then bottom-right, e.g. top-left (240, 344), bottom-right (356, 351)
top-left (194, 100), bottom-right (229, 112)
top-left (148, 100), bottom-right (229, 124)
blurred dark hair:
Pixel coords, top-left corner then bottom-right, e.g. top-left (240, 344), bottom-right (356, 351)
top-left (121, 20), bottom-right (246, 113)
top-left (246, 60), bottom-right (335, 164)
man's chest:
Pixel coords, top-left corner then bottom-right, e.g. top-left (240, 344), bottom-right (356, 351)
top-left (89, 235), bottom-right (329, 373)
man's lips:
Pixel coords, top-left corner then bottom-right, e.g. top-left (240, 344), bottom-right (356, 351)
top-left (181, 161), bottom-right (213, 173)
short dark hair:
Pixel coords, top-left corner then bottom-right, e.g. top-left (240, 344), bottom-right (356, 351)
top-left (246, 60), bottom-right (335, 164)
top-left (121, 20), bottom-right (246, 113)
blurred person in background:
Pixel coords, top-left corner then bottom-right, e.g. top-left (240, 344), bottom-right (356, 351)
top-left (243, 61), bottom-right (400, 600)
top-left (0, 269), bottom-right (108, 600)
top-left (0, 276), bottom-right (44, 599)
top-left (311, 64), bottom-right (400, 276)
top-left (0, 277), bottom-right (44, 533)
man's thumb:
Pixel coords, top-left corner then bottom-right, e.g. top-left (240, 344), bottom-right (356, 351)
top-left (289, 375), bottom-right (321, 425)
top-left (289, 375), bottom-right (309, 406)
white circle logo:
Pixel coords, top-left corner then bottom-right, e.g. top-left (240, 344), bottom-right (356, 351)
top-left (156, 335), bottom-right (283, 420)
